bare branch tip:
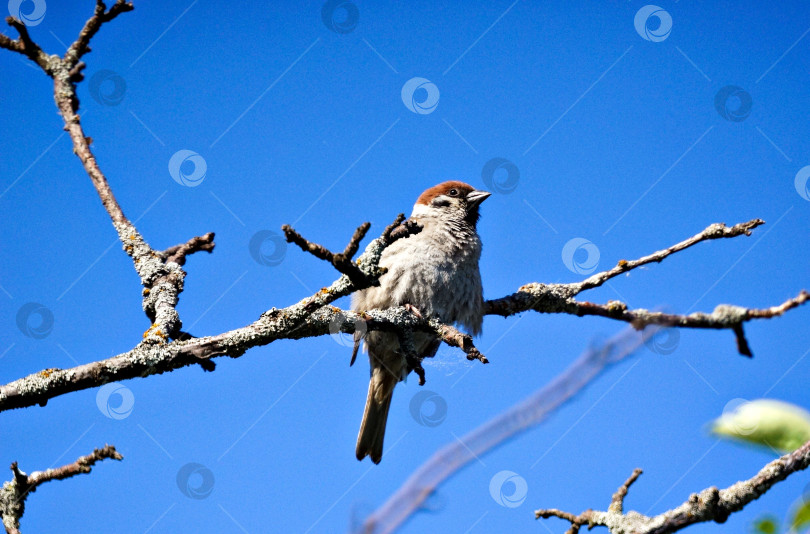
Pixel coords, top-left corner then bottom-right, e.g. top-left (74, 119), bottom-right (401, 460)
top-left (610, 468), bottom-right (643, 513)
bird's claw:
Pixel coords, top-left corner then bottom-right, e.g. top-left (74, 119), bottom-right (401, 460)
top-left (403, 303), bottom-right (423, 319)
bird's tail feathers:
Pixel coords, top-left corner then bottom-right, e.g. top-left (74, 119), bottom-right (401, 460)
top-left (356, 368), bottom-right (396, 464)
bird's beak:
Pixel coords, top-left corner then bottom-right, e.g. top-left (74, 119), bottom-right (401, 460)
top-left (466, 190), bottom-right (491, 209)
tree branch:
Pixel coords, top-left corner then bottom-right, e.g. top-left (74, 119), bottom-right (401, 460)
top-left (0, 2), bottom-right (222, 344)
top-left (0, 445), bottom-right (122, 533)
top-left (535, 438), bottom-right (810, 533)
top-left (0, 218), bottom-right (422, 412)
top-left (0, 215), bottom-right (805, 412)
top-left (485, 219), bottom-right (807, 357)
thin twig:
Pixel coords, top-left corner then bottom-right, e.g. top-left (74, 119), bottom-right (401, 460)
top-left (574, 219), bottom-right (765, 293)
top-left (161, 232), bottom-right (216, 266)
top-left (431, 321), bottom-right (488, 363)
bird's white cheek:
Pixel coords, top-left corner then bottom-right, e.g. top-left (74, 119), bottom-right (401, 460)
top-left (410, 204), bottom-right (433, 218)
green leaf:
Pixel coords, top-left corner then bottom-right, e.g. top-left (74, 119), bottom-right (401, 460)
top-left (789, 494), bottom-right (810, 532)
top-left (751, 514), bottom-right (779, 534)
top-left (711, 399), bottom-right (810, 453)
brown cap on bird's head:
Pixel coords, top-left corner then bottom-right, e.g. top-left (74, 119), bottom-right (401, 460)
top-left (414, 181), bottom-right (491, 226)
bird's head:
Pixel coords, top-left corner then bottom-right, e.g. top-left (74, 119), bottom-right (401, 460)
top-left (411, 181), bottom-right (491, 227)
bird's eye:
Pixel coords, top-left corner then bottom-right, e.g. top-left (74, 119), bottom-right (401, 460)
top-left (448, 188), bottom-right (459, 197)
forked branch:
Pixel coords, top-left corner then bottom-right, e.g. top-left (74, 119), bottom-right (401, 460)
top-left (0, 445), bottom-right (122, 533)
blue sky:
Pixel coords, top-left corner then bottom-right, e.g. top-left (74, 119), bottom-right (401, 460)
top-left (1, 1), bottom-right (809, 532)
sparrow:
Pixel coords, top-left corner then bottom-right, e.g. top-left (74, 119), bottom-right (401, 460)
top-left (351, 181), bottom-right (490, 463)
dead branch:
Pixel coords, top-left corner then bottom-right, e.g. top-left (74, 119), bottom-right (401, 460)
top-left (485, 219), bottom-right (807, 357)
top-left (1, 2), bottom-right (219, 343)
top-left (0, 445), bottom-right (122, 533)
top-left (536, 438), bottom-right (810, 533)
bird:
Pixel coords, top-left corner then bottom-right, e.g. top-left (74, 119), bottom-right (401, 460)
top-left (351, 181), bottom-right (490, 463)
